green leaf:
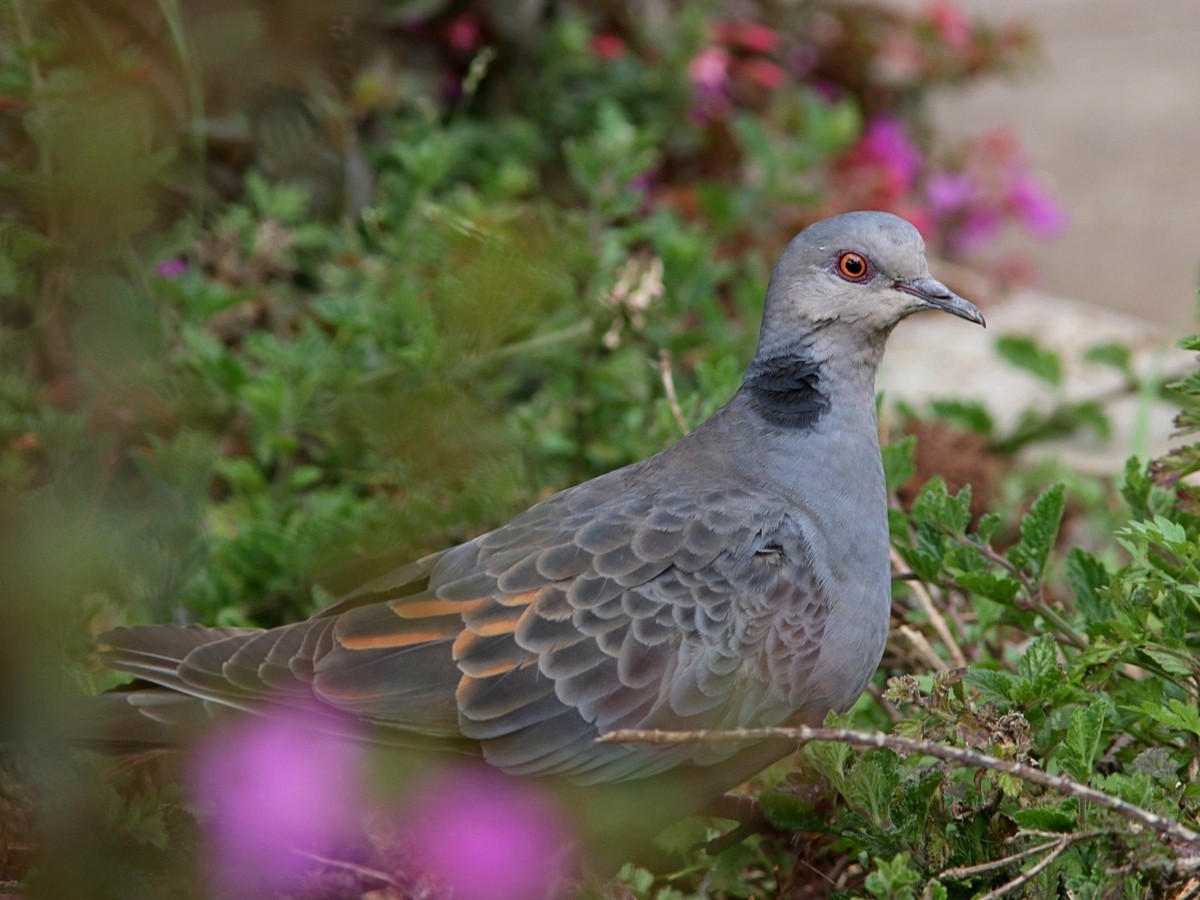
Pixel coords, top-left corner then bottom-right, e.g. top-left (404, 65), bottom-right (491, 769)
top-left (1120, 456), bottom-right (1152, 519)
top-left (929, 398), bottom-right (995, 436)
top-left (1058, 700), bottom-right (1107, 782)
top-left (882, 436), bottom-right (916, 492)
top-left (995, 334), bottom-right (1063, 386)
top-left (845, 750), bottom-right (901, 829)
top-left (759, 790), bottom-right (828, 832)
top-left (1007, 483), bottom-right (1065, 580)
top-left (1139, 646), bottom-right (1197, 678)
top-left (1065, 548), bottom-right (1110, 623)
top-left (1126, 698), bottom-right (1200, 739)
top-left (864, 852), bottom-right (922, 898)
top-left (1011, 804), bottom-right (1077, 833)
top-left (955, 570), bottom-right (1021, 604)
top-left (911, 477), bottom-right (972, 537)
top-left (968, 667), bottom-right (1017, 703)
top-left (1012, 634), bottom-right (1063, 704)
top-left (1084, 341), bottom-right (1133, 378)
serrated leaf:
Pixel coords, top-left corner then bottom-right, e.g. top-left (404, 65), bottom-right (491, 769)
top-left (845, 750), bottom-right (901, 829)
top-left (975, 512), bottom-right (1002, 544)
top-left (1058, 700), bottom-right (1106, 782)
top-left (1065, 547), bottom-right (1110, 623)
top-left (955, 570), bottom-right (1021, 604)
top-left (995, 334), bottom-right (1063, 386)
top-left (1139, 646), bottom-right (1197, 678)
top-left (911, 477), bottom-right (972, 536)
top-left (968, 667), bottom-right (1017, 703)
top-left (1007, 483), bottom-right (1065, 580)
top-left (1011, 804), bottom-right (1077, 833)
top-left (1127, 698), bottom-right (1200, 739)
top-left (1013, 634), bottom-right (1063, 704)
top-left (805, 739), bottom-right (850, 793)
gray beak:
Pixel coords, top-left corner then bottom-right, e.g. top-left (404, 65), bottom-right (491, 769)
top-left (895, 277), bottom-right (986, 327)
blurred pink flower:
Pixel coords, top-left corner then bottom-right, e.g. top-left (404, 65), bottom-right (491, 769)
top-left (714, 21), bottom-right (780, 54)
top-left (404, 766), bottom-right (573, 900)
top-left (926, 171), bottom-right (975, 213)
top-left (954, 209), bottom-right (1001, 253)
top-left (155, 257), bottom-right (187, 278)
top-left (687, 45), bottom-right (732, 120)
top-left (689, 45), bottom-right (731, 95)
top-left (740, 58), bottom-right (788, 90)
top-left (858, 117), bottom-right (922, 195)
top-left (190, 705), bottom-right (364, 899)
top-left (1009, 174), bottom-right (1068, 235)
top-left (926, 0), bottom-right (973, 52)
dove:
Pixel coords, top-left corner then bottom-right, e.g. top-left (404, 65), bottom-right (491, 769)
top-left (87, 210), bottom-right (984, 823)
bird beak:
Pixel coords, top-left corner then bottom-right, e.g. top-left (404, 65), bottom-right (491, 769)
top-left (894, 278), bottom-right (986, 327)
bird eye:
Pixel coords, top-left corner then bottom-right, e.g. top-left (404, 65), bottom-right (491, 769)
top-left (836, 252), bottom-right (871, 281)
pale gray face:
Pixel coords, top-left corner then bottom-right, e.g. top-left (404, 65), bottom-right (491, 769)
top-left (763, 210), bottom-right (984, 340)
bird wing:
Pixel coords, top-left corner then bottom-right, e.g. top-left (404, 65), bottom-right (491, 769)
top-left (312, 471), bottom-right (831, 784)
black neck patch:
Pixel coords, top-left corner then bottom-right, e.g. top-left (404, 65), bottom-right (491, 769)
top-left (743, 352), bottom-right (829, 428)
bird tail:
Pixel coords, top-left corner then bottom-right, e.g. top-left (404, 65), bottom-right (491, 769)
top-left (70, 624), bottom-right (258, 753)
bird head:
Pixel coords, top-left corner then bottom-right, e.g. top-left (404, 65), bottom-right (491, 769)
top-left (756, 211), bottom-right (984, 359)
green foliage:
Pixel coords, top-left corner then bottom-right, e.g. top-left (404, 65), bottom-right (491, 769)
top-left (4, 0), bottom-right (1197, 897)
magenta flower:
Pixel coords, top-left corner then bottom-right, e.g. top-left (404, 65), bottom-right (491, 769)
top-left (860, 117), bottom-right (923, 193)
top-left (1009, 174), bottom-right (1068, 236)
top-left (926, 171), bottom-right (975, 214)
top-left (954, 209), bottom-right (1001, 254)
top-left (189, 705), bottom-right (364, 899)
top-left (155, 257), bottom-right (187, 278)
top-left (404, 766), bottom-right (574, 900)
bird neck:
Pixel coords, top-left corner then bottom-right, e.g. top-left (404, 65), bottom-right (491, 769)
top-left (740, 330), bottom-right (889, 431)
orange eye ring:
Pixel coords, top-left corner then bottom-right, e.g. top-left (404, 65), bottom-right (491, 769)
top-left (836, 251), bottom-right (871, 281)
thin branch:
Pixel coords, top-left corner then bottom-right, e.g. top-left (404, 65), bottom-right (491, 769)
top-left (941, 830), bottom-right (1102, 881)
top-left (290, 849), bottom-right (405, 890)
top-left (897, 624), bottom-right (948, 673)
top-left (974, 836), bottom-right (1070, 900)
top-left (891, 546), bottom-right (967, 666)
top-left (657, 348), bottom-right (690, 435)
top-left (966, 541), bottom-right (1088, 650)
top-left (596, 725), bottom-right (1200, 847)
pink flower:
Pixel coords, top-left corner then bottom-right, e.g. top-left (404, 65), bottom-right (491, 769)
top-left (714, 21), bottom-right (779, 54)
top-left (1009, 174), bottom-right (1068, 236)
top-left (688, 45), bottom-right (731, 95)
top-left (590, 33), bottom-right (627, 60)
top-left (860, 117), bottom-right (922, 193)
top-left (953, 209), bottom-right (1000, 253)
top-left (189, 705), bottom-right (364, 899)
top-left (155, 257), bottom-right (187, 278)
top-left (926, 171), bottom-right (975, 213)
top-left (404, 766), bottom-right (573, 900)
top-left (927, 0), bottom-right (973, 52)
top-left (740, 58), bottom-right (788, 90)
